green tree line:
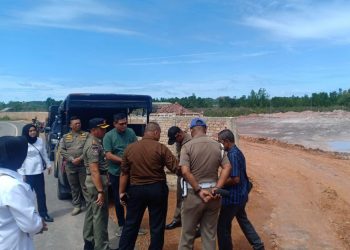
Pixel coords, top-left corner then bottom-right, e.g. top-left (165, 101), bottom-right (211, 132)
top-left (1, 89), bottom-right (349, 116)
top-left (155, 88), bottom-right (350, 109)
top-left (0, 98), bottom-right (61, 112)
top-left (154, 88), bottom-right (350, 116)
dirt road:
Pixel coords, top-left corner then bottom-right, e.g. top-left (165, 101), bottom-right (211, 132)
top-left (241, 137), bottom-right (350, 250)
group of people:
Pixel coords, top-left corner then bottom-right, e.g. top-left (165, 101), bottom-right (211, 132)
top-left (163, 119), bottom-right (264, 250)
top-left (0, 114), bottom-right (265, 250)
top-left (58, 114), bottom-right (148, 250)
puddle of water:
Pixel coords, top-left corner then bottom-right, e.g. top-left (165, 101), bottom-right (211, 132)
top-left (328, 141), bottom-right (350, 153)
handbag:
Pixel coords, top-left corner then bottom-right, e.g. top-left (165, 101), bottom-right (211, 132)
top-left (31, 144), bottom-right (47, 170)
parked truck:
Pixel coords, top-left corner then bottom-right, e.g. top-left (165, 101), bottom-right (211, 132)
top-left (46, 93), bottom-right (152, 200)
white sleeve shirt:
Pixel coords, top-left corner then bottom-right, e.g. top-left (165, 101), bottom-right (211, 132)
top-left (17, 137), bottom-right (51, 176)
top-left (0, 168), bottom-right (43, 250)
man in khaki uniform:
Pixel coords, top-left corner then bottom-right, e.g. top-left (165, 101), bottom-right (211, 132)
top-left (59, 116), bottom-right (88, 215)
top-left (165, 126), bottom-right (191, 230)
top-left (179, 118), bottom-right (231, 250)
top-left (82, 118), bottom-right (111, 250)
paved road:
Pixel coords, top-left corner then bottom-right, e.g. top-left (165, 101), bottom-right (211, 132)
top-left (0, 121), bottom-right (23, 136)
top-left (34, 173), bottom-right (119, 250)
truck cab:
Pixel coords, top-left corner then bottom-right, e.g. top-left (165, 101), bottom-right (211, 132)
top-left (52, 93), bottom-right (152, 199)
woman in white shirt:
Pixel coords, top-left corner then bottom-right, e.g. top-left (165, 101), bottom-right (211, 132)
top-left (0, 136), bottom-right (47, 250)
top-left (18, 124), bottom-right (54, 222)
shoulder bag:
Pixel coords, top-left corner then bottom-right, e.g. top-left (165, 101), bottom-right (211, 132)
top-left (31, 144), bottom-right (47, 170)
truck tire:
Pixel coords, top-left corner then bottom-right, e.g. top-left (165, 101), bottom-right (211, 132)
top-left (57, 179), bottom-right (71, 200)
top-left (49, 151), bottom-right (55, 161)
top-left (54, 165), bottom-right (58, 178)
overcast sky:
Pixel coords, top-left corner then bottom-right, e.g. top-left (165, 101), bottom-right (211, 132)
top-left (0, 0), bottom-right (350, 102)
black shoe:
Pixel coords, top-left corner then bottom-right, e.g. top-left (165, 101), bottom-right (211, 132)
top-left (42, 214), bottom-right (54, 222)
top-left (195, 227), bottom-right (201, 238)
top-left (165, 220), bottom-right (181, 230)
top-left (83, 240), bottom-right (94, 250)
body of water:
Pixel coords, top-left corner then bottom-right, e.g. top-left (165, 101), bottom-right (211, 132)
top-left (328, 141), bottom-right (350, 153)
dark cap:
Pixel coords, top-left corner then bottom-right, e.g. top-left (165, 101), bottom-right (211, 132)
top-left (88, 118), bottom-right (109, 130)
top-left (190, 117), bottom-right (207, 129)
top-left (0, 136), bottom-right (28, 170)
top-left (167, 126), bottom-right (181, 145)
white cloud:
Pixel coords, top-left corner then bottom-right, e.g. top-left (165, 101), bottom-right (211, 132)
top-left (8, 0), bottom-right (140, 35)
top-left (244, 2), bottom-right (350, 41)
top-left (127, 52), bottom-right (221, 62)
top-left (17, 0), bottom-right (115, 23)
top-left (0, 74), bottom-right (260, 101)
top-left (120, 52), bottom-right (221, 66)
top-left (241, 51), bottom-right (274, 58)
top-left (121, 51), bottom-right (273, 66)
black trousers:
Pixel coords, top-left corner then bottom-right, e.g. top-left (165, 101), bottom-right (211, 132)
top-left (119, 181), bottom-right (169, 250)
top-left (217, 201), bottom-right (265, 250)
top-left (109, 173), bottom-right (125, 227)
top-left (26, 173), bottom-right (48, 217)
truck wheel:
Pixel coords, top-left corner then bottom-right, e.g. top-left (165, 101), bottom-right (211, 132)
top-left (57, 179), bottom-right (71, 200)
top-left (49, 151), bottom-right (54, 161)
top-left (54, 163), bottom-right (58, 178)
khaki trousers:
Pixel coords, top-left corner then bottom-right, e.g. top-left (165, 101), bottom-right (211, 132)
top-left (179, 189), bottom-right (221, 250)
top-left (83, 175), bottom-right (109, 250)
top-left (65, 164), bottom-right (88, 208)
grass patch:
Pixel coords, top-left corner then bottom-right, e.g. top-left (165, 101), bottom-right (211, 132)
top-left (0, 115), bottom-right (11, 121)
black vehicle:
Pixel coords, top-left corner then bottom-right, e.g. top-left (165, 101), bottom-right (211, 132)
top-left (45, 105), bottom-right (60, 161)
top-left (47, 105), bottom-right (59, 128)
top-left (51, 93), bottom-right (152, 200)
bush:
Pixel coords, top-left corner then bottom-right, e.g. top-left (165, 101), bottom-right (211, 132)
top-left (0, 115), bottom-right (11, 121)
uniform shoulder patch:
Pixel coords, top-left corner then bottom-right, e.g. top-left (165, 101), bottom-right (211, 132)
top-left (64, 132), bottom-right (72, 137)
top-left (80, 132), bottom-right (88, 138)
top-left (64, 133), bottom-right (73, 141)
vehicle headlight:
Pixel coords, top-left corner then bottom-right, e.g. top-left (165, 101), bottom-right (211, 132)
top-left (51, 139), bottom-right (59, 144)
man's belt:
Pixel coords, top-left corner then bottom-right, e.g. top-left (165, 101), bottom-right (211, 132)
top-left (87, 170), bottom-right (108, 176)
top-left (188, 182), bottom-right (216, 189)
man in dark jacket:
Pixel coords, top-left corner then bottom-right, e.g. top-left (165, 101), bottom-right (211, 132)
top-left (118, 122), bottom-right (178, 250)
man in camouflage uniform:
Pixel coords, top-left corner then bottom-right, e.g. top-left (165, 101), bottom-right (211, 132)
top-left (82, 118), bottom-right (110, 250)
top-left (59, 116), bottom-right (88, 215)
